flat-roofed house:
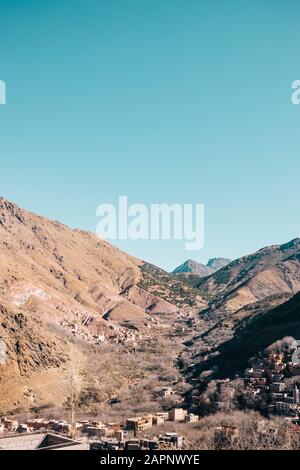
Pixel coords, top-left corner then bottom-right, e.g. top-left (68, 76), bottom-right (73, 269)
top-left (126, 416), bottom-right (153, 433)
top-left (168, 408), bottom-right (187, 422)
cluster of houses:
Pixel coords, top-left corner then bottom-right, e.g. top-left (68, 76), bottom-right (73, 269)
top-left (59, 317), bottom-right (144, 348)
top-left (60, 318), bottom-right (106, 345)
top-left (0, 405), bottom-right (198, 450)
top-left (0, 416), bottom-right (89, 436)
top-left (125, 408), bottom-right (199, 435)
top-left (0, 416), bottom-right (124, 438)
top-left (213, 421), bottom-right (292, 449)
top-left (242, 341), bottom-right (300, 420)
top-left (0, 416), bottom-right (186, 451)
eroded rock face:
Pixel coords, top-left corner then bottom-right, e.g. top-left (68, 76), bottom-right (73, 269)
top-left (0, 301), bottom-right (70, 412)
top-left (0, 304), bottom-right (68, 376)
top-left (120, 285), bottom-right (178, 314)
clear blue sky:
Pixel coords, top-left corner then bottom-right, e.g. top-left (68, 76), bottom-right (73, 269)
top-left (0, 0), bottom-right (300, 271)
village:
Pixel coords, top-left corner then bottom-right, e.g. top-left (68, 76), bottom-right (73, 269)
top-left (3, 337), bottom-right (300, 450)
top-left (242, 339), bottom-right (300, 421)
top-left (0, 396), bottom-right (200, 451)
top-left (58, 307), bottom-right (185, 348)
top-left (59, 317), bottom-right (143, 348)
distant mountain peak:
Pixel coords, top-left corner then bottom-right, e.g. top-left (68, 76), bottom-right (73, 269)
top-left (172, 257), bottom-right (231, 277)
top-left (172, 259), bottom-right (211, 276)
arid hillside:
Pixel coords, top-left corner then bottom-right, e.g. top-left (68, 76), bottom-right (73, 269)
top-left (0, 197), bottom-right (202, 413)
top-left (181, 240), bottom-right (300, 392)
top-left (186, 291), bottom-right (300, 380)
top-left (198, 239), bottom-right (300, 310)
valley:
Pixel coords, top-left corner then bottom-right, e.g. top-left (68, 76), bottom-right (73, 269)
top-left (2, 197), bottom-right (300, 449)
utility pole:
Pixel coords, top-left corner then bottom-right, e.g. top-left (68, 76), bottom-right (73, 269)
top-left (69, 371), bottom-right (78, 439)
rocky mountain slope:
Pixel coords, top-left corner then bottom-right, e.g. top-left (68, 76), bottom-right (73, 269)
top-left (197, 239), bottom-right (300, 321)
top-left (182, 239), bottom-right (300, 388)
top-left (139, 262), bottom-right (206, 311)
top-left (189, 291), bottom-right (300, 379)
top-left (0, 197), bottom-right (203, 413)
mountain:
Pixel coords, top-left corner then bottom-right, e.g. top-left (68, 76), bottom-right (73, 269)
top-left (172, 259), bottom-right (214, 277)
top-left (172, 258), bottom-right (231, 277)
top-left (0, 197), bottom-right (204, 413)
top-left (2, 195), bottom-right (299, 418)
top-left (182, 239), bottom-right (300, 388)
top-left (197, 238), bottom-right (300, 317)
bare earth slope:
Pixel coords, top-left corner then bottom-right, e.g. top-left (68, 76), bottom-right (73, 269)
top-left (0, 197), bottom-right (203, 413)
top-left (197, 238), bottom-right (300, 321)
top-left (189, 291), bottom-right (300, 379)
top-left (182, 239), bottom-right (300, 391)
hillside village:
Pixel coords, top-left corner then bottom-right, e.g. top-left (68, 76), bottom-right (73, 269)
top-left (243, 339), bottom-right (300, 419)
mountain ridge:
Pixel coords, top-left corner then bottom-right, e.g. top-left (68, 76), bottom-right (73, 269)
top-left (172, 257), bottom-right (231, 277)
